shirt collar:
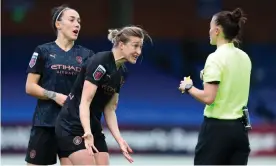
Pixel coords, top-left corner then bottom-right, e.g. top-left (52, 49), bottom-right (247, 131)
top-left (216, 43), bottom-right (234, 51)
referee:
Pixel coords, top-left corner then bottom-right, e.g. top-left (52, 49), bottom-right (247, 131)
top-left (179, 8), bottom-right (251, 165)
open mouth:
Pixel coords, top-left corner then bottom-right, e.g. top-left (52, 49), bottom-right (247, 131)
top-left (133, 55), bottom-right (138, 60)
top-left (73, 30), bottom-right (79, 35)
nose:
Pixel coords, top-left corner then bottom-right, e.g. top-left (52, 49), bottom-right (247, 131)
top-left (75, 21), bottom-right (80, 28)
top-left (136, 47), bottom-right (141, 55)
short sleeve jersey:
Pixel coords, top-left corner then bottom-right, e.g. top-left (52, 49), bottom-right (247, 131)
top-left (203, 43), bottom-right (252, 119)
top-left (26, 42), bottom-right (94, 127)
top-left (57, 51), bottom-right (128, 135)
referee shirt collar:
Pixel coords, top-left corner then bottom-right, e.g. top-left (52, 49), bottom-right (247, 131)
top-left (216, 43), bottom-right (234, 51)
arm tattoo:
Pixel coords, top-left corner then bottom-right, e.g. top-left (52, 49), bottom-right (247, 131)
top-left (43, 90), bottom-right (57, 100)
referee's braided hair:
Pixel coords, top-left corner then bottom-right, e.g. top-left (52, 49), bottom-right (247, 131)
top-left (107, 26), bottom-right (152, 47)
top-left (214, 8), bottom-right (247, 45)
top-left (51, 4), bottom-right (71, 35)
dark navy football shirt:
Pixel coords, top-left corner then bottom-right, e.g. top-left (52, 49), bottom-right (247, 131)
top-left (26, 42), bottom-right (94, 127)
top-left (56, 51), bottom-right (128, 136)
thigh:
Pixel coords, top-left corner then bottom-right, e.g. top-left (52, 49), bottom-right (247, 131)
top-left (93, 133), bottom-right (109, 165)
top-left (25, 126), bottom-right (57, 165)
top-left (58, 133), bottom-right (108, 165)
top-left (57, 133), bottom-right (108, 157)
top-left (59, 157), bottom-right (73, 165)
top-left (194, 121), bottom-right (231, 165)
top-left (57, 135), bottom-right (86, 159)
top-left (69, 149), bottom-right (96, 165)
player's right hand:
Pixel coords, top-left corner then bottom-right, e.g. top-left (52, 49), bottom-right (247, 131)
top-left (54, 93), bottom-right (67, 106)
top-left (82, 132), bottom-right (99, 156)
top-left (118, 139), bottom-right (134, 163)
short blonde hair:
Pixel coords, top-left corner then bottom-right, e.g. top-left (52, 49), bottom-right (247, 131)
top-left (107, 26), bottom-right (151, 46)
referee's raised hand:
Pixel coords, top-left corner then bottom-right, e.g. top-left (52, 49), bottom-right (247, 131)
top-left (82, 132), bottom-right (99, 155)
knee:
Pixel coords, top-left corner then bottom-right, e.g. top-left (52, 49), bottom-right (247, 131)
top-left (94, 152), bottom-right (109, 165)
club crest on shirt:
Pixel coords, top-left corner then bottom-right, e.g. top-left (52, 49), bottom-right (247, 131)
top-left (29, 52), bottom-right (38, 68)
top-left (76, 56), bottom-right (82, 64)
top-left (93, 65), bottom-right (106, 81)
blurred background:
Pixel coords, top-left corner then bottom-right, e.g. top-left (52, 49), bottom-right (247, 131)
top-left (1, 0), bottom-right (276, 165)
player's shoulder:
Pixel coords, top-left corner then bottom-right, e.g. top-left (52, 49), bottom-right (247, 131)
top-left (85, 51), bottom-right (110, 68)
top-left (74, 45), bottom-right (94, 53)
top-left (37, 42), bottom-right (56, 50)
top-left (32, 42), bottom-right (55, 58)
top-left (74, 45), bottom-right (95, 60)
top-left (95, 51), bottom-right (111, 57)
top-left (91, 51), bottom-right (111, 62)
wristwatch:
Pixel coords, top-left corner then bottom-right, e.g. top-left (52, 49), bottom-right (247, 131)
top-left (185, 84), bottom-right (193, 91)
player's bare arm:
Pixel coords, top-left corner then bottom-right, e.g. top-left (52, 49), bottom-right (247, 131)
top-left (26, 73), bottom-right (67, 105)
top-left (104, 93), bottom-right (122, 142)
top-left (79, 80), bottom-right (97, 134)
top-left (26, 73), bottom-right (48, 99)
top-left (104, 93), bottom-right (134, 163)
top-left (79, 80), bottom-right (99, 155)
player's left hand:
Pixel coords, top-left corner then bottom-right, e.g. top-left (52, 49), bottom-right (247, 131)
top-left (118, 139), bottom-right (134, 163)
top-left (179, 76), bottom-right (193, 92)
top-left (54, 93), bottom-right (67, 106)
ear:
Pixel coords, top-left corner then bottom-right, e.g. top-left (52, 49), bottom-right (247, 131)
top-left (215, 27), bottom-right (221, 36)
top-left (118, 41), bottom-right (124, 50)
top-left (55, 21), bottom-right (61, 30)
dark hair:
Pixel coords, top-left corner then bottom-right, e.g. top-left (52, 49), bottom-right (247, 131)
top-left (51, 4), bottom-right (71, 34)
top-left (214, 8), bottom-right (247, 45)
top-left (107, 25), bottom-right (152, 47)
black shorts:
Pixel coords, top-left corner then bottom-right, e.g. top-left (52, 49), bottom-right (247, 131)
top-left (194, 117), bottom-right (251, 165)
top-left (25, 126), bottom-right (59, 165)
top-left (57, 132), bottom-right (108, 158)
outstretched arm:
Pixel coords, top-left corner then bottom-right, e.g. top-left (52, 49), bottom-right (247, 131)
top-left (104, 93), bottom-right (123, 143)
